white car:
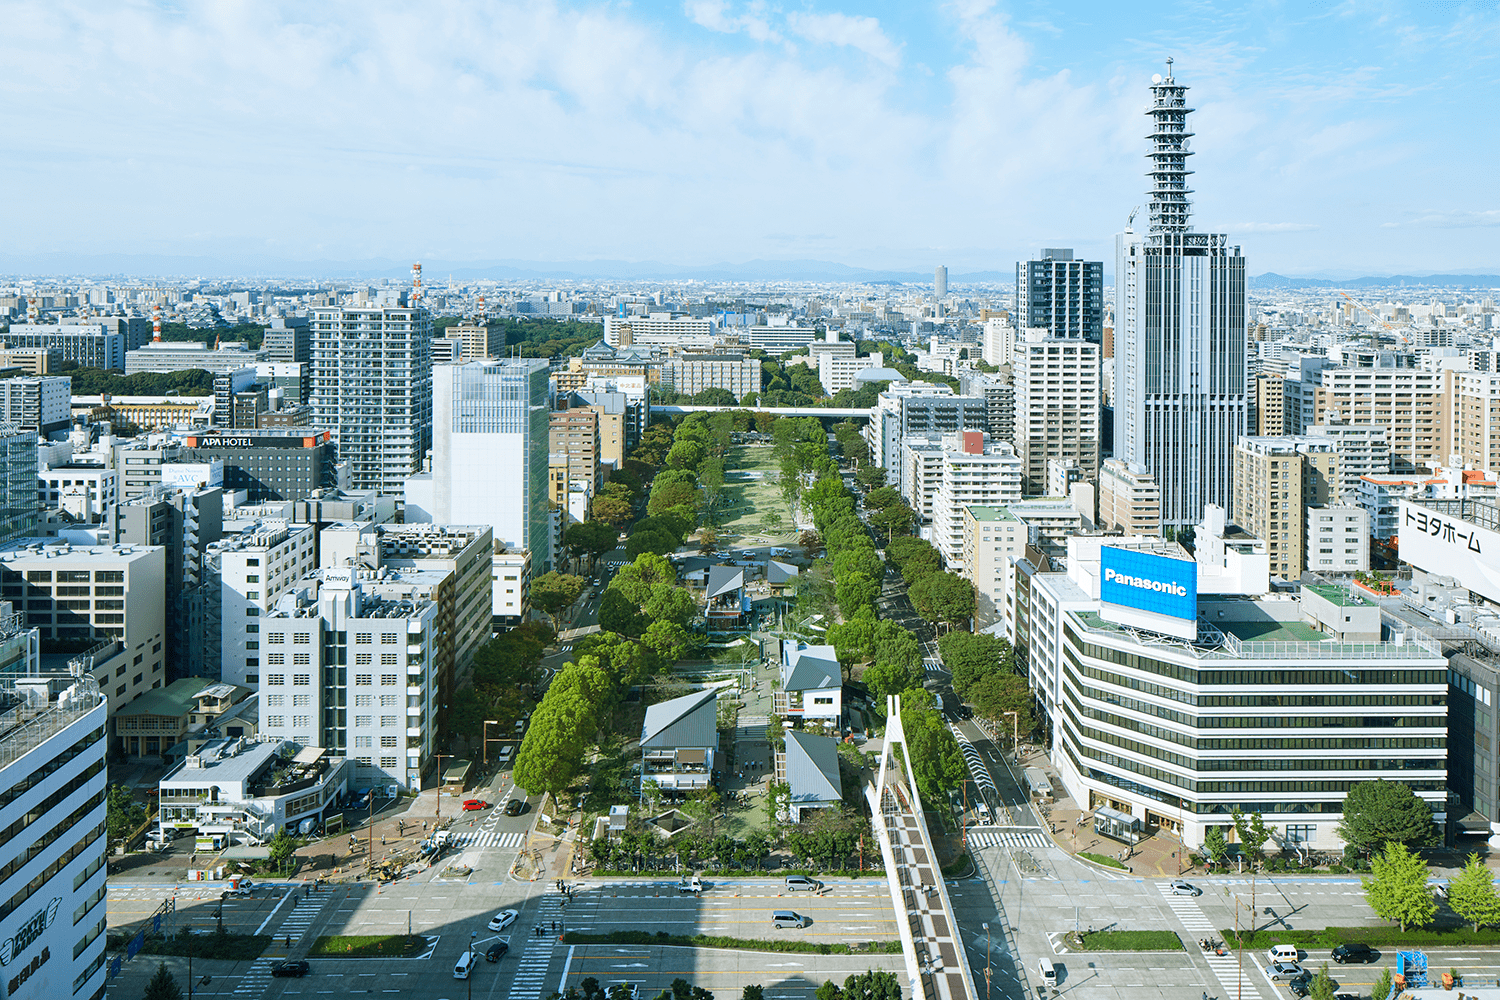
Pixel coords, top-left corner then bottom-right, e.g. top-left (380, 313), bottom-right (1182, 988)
top-left (487, 909), bottom-right (518, 932)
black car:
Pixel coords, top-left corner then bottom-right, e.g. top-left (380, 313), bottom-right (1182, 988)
top-left (271, 960), bottom-right (310, 978)
top-left (1288, 976), bottom-right (1311, 999)
top-left (1332, 943), bottom-right (1374, 964)
top-left (485, 942), bottom-right (509, 962)
top-left (504, 799), bottom-right (525, 817)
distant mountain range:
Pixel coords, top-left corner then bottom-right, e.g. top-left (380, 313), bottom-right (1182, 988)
top-left (1250, 272), bottom-right (1500, 290)
top-left (0, 252), bottom-right (1013, 285)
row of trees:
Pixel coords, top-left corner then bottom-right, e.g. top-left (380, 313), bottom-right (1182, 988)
top-left (545, 974), bottom-right (900, 1000)
top-left (885, 536), bottom-right (974, 631)
top-left (937, 632), bottom-right (1032, 736)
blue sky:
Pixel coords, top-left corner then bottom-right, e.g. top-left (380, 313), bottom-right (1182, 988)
top-left (4, 1), bottom-right (1499, 276)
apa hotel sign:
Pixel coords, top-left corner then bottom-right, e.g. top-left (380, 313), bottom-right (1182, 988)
top-left (1099, 546), bottom-right (1199, 641)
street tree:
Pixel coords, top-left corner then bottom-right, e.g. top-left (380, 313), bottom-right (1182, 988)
top-left (835, 572), bottom-right (880, 620)
top-left (763, 510), bottom-right (784, 533)
top-left (868, 500), bottom-right (915, 544)
top-left (106, 783), bottom-right (146, 844)
top-left (742, 987), bottom-right (766, 1000)
top-left (590, 489), bottom-right (636, 527)
top-left (828, 613), bottom-right (878, 676)
top-left (967, 673), bottom-right (1034, 739)
top-left (1201, 825), bottom-right (1229, 867)
top-left (1447, 851), bottom-right (1500, 930)
top-left (938, 631), bottom-right (1011, 695)
top-left (625, 528), bottom-right (678, 561)
top-left (842, 970), bottom-right (902, 1000)
top-left (855, 466), bottom-right (887, 491)
top-left (598, 589), bottom-right (648, 637)
top-left (1363, 840), bottom-right (1436, 932)
top-left (267, 829), bottom-right (297, 872)
top-left (1231, 809), bottom-right (1271, 863)
top-left (530, 572), bottom-right (585, 632)
top-left (864, 487), bottom-right (904, 512)
top-left (908, 571), bottom-right (974, 630)
top-left (1310, 964), bottom-right (1336, 1000)
top-left (861, 657), bottom-right (921, 706)
top-left (872, 622), bottom-right (921, 675)
top-left (564, 521), bottom-right (619, 571)
top-left (1371, 969), bottom-right (1392, 1000)
top-left (1338, 779), bottom-right (1439, 854)
top-left (144, 963), bottom-right (185, 1000)
top-left (642, 620), bottom-right (696, 663)
top-left (899, 690), bottom-right (965, 799)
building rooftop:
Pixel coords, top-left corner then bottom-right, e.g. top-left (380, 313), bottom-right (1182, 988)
top-left (1218, 619), bottom-right (1328, 643)
top-left (1305, 583), bottom-right (1372, 608)
top-left (0, 539), bottom-right (160, 564)
top-left (112, 676), bottom-right (221, 719)
top-left (0, 673), bottom-right (104, 770)
top-left (967, 506), bottom-right (1020, 522)
top-left (164, 736), bottom-right (280, 786)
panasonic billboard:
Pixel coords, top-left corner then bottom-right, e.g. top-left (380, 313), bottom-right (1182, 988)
top-left (1098, 546), bottom-right (1199, 641)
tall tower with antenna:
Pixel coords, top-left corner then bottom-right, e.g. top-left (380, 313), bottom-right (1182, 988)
top-left (1114, 61), bottom-right (1247, 530)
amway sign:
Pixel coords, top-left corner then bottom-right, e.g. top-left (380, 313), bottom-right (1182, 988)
top-left (1099, 546), bottom-right (1199, 641)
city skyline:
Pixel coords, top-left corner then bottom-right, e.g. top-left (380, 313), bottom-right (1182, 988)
top-left (4, 2), bottom-right (1498, 278)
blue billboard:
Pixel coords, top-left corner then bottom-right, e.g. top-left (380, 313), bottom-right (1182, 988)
top-left (1099, 546), bottom-right (1198, 625)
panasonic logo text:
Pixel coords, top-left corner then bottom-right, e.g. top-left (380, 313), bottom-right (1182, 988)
top-left (1104, 567), bottom-right (1188, 597)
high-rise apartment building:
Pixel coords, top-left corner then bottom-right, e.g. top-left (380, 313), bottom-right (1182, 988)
top-left (550, 405), bottom-right (600, 501)
top-left (2, 323), bottom-right (124, 371)
top-left (1286, 365), bottom-right (1447, 472)
top-left (263, 316), bottom-right (310, 363)
top-left (929, 432), bottom-right (1025, 571)
top-left (1012, 330), bottom-right (1101, 494)
top-left (1452, 371), bottom-right (1500, 472)
top-left (310, 304), bottom-right (433, 493)
top-left (1252, 373), bottom-right (1285, 436)
top-left (407, 359), bottom-right (552, 571)
top-left (662, 352), bottom-right (761, 401)
top-left (1304, 423), bottom-right (1391, 500)
top-left (961, 505), bottom-right (1027, 628)
top-left (0, 376), bottom-right (70, 436)
top-left (1232, 435), bottom-right (1341, 579)
top-left (445, 322), bottom-right (502, 361)
top-left (959, 370), bottom-right (1015, 445)
top-left (934, 265), bottom-right (948, 299)
top-left (0, 423), bottom-right (37, 543)
top-left (1114, 67), bottom-right (1247, 528)
top-left (1098, 458), bottom-right (1162, 536)
top-left (1016, 249), bottom-right (1104, 341)
top-left (865, 383), bottom-right (988, 494)
top-left (207, 521), bottom-right (318, 687)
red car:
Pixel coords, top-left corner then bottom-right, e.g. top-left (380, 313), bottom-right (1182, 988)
top-left (462, 799), bottom-right (489, 811)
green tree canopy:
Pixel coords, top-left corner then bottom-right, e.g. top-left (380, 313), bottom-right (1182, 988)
top-left (1447, 851), bottom-right (1500, 931)
top-left (531, 572), bottom-right (586, 631)
top-left (828, 612), bottom-right (878, 673)
top-left (575, 632), bottom-right (659, 687)
top-left (1362, 840), bottom-right (1436, 932)
top-left (854, 466), bottom-right (886, 490)
top-left (106, 783), bottom-right (146, 843)
top-left (625, 528), bottom-right (679, 560)
top-left (598, 588), bottom-right (649, 637)
top-left (835, 572), bottom-right (880, 620)
top-left (590, 491), bottom-right (636, 527)
top-left (1231, 809), bottom-right (1271, 862)
top-left (642, 620), bottom-right (696, 663)
top-left (1338, 779), bottom-right (1439, 854)
top-left (564, 520), bottom-right (619, 569)
top-left (908, 571), bottom-right (974, 630)
top-left (898, 688), bottom-right (965, 800)
top-left (1201, 825), bottom-right (1229, 865)
top-left (611, 554), bottom-right (678, 605)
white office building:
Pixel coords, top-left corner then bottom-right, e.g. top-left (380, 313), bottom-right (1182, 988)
top-left (0, 666), bottom-right (108, 1000)
top-left (2, 323), bottom-right (124, 371)
top-left (125, 341), bottom-right (266, 375)
top-left (1114, 68), bottom-right (1247, 528)
top-left (207, 521), bottom-right (318, 688)
top-left (865, 383), bottom-right (989, 494)
top-left (406, 359), bottom-right (552, 573)
top-left (259, 567), bottom-right (439, 791)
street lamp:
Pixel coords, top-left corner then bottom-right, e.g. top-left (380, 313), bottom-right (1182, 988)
top-left (981, 922), bottom-right (991, 1000)
top-left (468, 931), bottom-right (477, 1000)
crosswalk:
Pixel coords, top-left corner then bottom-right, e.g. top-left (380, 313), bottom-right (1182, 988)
top-left (444, 830), bottom-right (526, 849)
top-left (923, 658), bottom-right (944, 676)
top-left (234, 957), bottom-right (277, 996)
top-left (950, 726), bottom-right (996, 797)
top-left (508, 893), bottom-right (567, 1000)
top-left (966, 827), bottom-right (1049, 849)
top-left (273, 891), bottom-right (329, 948)
top-left (1154, 883), bottom-right (1265, 1000)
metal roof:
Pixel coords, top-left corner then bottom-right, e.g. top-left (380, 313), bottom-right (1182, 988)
top-left (785, 730), bottom-right (842, 806)
top-left (641, 688), bottom-right (718, 749)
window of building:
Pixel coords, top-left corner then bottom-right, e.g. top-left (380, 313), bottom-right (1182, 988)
top-left (354, 715), bottom-right (371, 727)
top-left (267, 674), bottom-right (284, 685)
top-left (380, 756), bottom-right (398, 768)
top-left (355, 735), bottom-right (371, 748)
top-left (355, 633), bottom-right (372, 644)
top-left (381, 674), bottom-right (398, 686)
top-left (355, 694), bottom-right (372, 707)
top-left (266, 715), bottom-right (284, 727)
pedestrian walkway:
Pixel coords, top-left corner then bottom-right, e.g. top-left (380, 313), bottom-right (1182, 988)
top-left (275, 891), bottom-right (330, 947)
top-left (233, 957), bottom-right (277, 996)
top-left (950, 726), bottom-right (996, 797)
top-left (1154, 883), bottom-right (1265, 1000)
top-left (511, 894), bottom-right (568, 1000)
top-left (443, 830), bottom-right (526, 850)
top-left (737, 713), bottom-right (769, 742)
top-left (965, 828), bottom-right (1049, 849)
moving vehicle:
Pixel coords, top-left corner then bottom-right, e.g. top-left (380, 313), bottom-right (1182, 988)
top-left (784, 876), bottom-right (822, 892)
top-left (1037, 958), bottom-right (1057, 987)
top-left (771, 910), bottom-right (807, 929)
top-left (271, 961), bottom-right (309, 978)
top-left (1331, 943), bottom-right (1374, 964)
top-left (1169, 880), bottom-right (1202, 897)
top-left (1268, 945), bottom-right (1301, 964)
top-left (678, 875), bottom-right (703, 894)
top-left (498, 746), bottom-right (514, 764)
top-left (454, 950), bottom-right (476, 979)
top-left (462, 799), bottom-right (489, 811)
top-left (1264, 962), bottom-right (1304, 981)
top-left (485, 942), bottom-right (509, 962)
top-left (504, 798), bottom-right (525, 816)
top-left (488, 909), bottom-right (518, 932)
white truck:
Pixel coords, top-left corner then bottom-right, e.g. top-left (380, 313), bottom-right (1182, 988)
top-left (677, 875), bottom-right (704, 894)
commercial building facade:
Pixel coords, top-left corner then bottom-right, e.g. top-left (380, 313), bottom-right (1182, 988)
top-left (180, 430), bottom-right (339, 502)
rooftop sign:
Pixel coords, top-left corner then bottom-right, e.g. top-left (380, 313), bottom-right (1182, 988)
top-left (1099, 545), bottom-right (1198, 641)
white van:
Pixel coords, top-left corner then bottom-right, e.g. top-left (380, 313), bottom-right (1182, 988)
top-left (975, 803), bottom-right (992, 824)
top-left (454, 950), bottom-right (477, 979)
top-left (1037, 958), bottom-right (1057, 986)
top-left (1267, 944), bottom-right (1300, 964)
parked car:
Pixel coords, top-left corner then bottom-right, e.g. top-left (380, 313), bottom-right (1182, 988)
top-left (485, 942), bottom-right (509, 962)
top-left (1331, 943), bottom-right (1374, 964)
top-left (1168, 880), bottom-right (1201, 896)
top-left (488, 909), bottom-right (518, 932)
top-left (462, 799), bottom-right (489, 811)
top-left (1265, 962), bottom-right (1304, 982)
top-left (784, 876), bottom-right (822, 892)
top-left (504, 798), bottom-right (525, 816)
top-left (271, 961), bottom-right (310, 978)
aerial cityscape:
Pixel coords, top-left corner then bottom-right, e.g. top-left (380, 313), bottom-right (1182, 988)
top-left (3, 6), bottom-right (1500, 1000)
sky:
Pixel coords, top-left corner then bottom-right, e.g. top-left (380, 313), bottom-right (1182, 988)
top-left (4, 0), bottom-right (1500, 278)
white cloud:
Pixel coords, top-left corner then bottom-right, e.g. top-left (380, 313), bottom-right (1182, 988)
top-left (683, 0), bottom-right (781, 43)
top-left (785, 12), bottom-right (901, 67)
top-left (1381, 210), bottom-right (1500, 229)
top-left (1229, 222), bottom-right (1320, 233)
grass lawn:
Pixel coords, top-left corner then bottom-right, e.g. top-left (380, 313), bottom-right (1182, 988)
top-left (121, 931), bottom-right (270, 961)
top-left (717, 445), bottom-right (794, 541)
top-left (1078, 851), bottom-right (1130, 870)
top-left (1223, 926), bottom-right (1500, 949)
top-left (1073, 930), bottom-right (1183, 952)
top-left (308, 935), bottom-right (426, 958)
top-left (564, 929), bottom-right (902, 955)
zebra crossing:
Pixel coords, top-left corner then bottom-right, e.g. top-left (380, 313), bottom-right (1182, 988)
top-left (508, 894), bottom-right (567, 1000)
top-left (923, 658), bottom-right (944, 676)
top-left (1154, 883), bottom-right (1265, 1000)
top-left (234, 957), bottom-right (277, 996)
top-left (444, 830), bottom-right (526, 850)
top-left (966, 827), bottom-right (1049, 849)
top-left (950, 726), bottom-right (996, 797)
top-left (272, 891), bottom-right (329, 948)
